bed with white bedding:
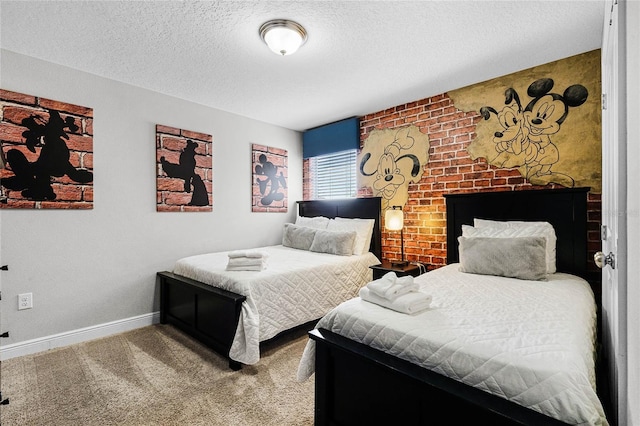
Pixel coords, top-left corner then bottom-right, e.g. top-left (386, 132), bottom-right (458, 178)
top-left (173, 245), bottom-right (379, 365)
top-left (297, 264), bottom-right (606, 425)
top-left (157, 197), bottom-right (382, 369)
top-left (298, 188), bottom-right (608, 425)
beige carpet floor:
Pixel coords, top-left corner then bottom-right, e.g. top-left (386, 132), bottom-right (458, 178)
top-left (0, 325), bottom-right (314, 425)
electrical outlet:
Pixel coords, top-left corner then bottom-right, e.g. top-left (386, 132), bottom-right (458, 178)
top-left (18, 293), bottom-right (33, 310)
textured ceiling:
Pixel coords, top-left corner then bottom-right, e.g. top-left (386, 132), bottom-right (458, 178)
top-left (0, 1), bottom-right (604, 131)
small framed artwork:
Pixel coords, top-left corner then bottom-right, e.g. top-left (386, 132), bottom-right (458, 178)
top-left (251, 144), bottom-right (287, 212)
top-left (156, 124), bottom-right (212, 212)
top-left (0, 89), bottom-right (94, 209)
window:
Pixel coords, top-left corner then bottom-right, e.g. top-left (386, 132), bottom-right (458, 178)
top-left (310, 149), bottom-right (357, 199)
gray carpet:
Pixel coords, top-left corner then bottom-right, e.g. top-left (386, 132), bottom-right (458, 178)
top-left (0, 325), bottom-right (314, 425)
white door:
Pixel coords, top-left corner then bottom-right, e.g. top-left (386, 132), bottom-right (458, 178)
top-left (600, 0), bottom-right (628, 424)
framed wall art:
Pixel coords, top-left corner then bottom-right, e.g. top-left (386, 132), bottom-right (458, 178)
top-left (0, 89), bottom-right (94, 209)
top-left (156, 124), bottom-right (212, 212)
top-left (251, 144), bottom-right (287, 213)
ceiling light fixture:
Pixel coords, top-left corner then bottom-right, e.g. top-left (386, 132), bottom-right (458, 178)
top-left (259, 19), bottom-right (307, 56)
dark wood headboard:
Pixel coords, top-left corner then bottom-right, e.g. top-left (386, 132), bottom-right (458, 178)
top-left (444, 188), bottom-right (589, 278)
top-left (297, 197), bottom-right (382, 261)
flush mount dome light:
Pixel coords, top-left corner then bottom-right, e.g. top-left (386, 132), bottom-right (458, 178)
top-left (259, 19), bottom-right (307, 56)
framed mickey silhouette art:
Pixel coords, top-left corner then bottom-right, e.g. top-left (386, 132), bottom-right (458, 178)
top-left (251, 144), bottom-right (287, 213)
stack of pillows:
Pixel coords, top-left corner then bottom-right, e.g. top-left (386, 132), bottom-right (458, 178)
top-left (281, 215), bottom-right (375, 256)
top-left (458, 219), bottom-right (557, 281)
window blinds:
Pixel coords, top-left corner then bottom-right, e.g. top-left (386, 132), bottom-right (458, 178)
top-left (310, 149), bottom-right (357, 199)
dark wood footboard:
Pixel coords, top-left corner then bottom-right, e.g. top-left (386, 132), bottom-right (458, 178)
top-left (158, 271), bottom-right (246, 369)
top-left (310, 328), bottom-right (568, 426)
top-left (157, 197), bottom-right (382, 370)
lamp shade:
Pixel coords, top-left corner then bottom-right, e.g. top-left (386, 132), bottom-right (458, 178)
top-left (259, 20), bottom-right (307, 56)
top-left (385, 208), bottom-right (404, 231)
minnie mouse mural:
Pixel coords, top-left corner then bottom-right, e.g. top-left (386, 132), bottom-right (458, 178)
top-left (358, 125), bottom-right (429, 210)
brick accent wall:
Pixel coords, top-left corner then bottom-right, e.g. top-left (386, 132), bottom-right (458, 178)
top-left (302, 158), bottom-right (313, 201)
top-left (0, 89), bottom-right (94, 209)
top-left (303, 93), bottom-right (601, 274)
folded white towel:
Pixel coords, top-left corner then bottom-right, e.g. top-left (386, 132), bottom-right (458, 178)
top-left (368, 273), bottom-right (418, 301)
top-left (226, 255), bottom-right (268, 272)
top-left (359, 287), bottom-right (431, 315)
top-left (396, 275), bottom-right (414, 286)
top-left (228, 250), bottom-right (267, 259)
top-left (366, 272), bottom-right (397, 295)
top-left (227, 257), bottom-right (267, 267)
top-left (225, 264), bottom-right (265, 272)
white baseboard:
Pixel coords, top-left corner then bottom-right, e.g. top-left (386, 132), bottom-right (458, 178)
top-left (0, 311), bottom-right (160, 361)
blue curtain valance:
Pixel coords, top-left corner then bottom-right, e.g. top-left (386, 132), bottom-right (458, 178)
top-left (303, 117), bottom-right (360, 158)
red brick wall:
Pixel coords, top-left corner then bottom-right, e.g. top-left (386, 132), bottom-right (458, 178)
top-left (303, 93), bottom-right (601, 273)
top-left (0, 89), bottom-right (94, 209)
top-left (303, 158), bottom-right (313, 201)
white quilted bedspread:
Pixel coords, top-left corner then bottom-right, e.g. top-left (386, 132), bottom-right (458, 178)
top-left (297, 264), bottom-right (608, 426)
top-left (173, 245), bottom-right (379, 365)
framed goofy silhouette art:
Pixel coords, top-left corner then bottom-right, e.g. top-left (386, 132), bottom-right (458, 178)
top-left (0, 89), bottom-right (94, 209)
top-left (156, 124), bottom-right (212, 212)
top-left (251, 144), bottom-right (287, 213)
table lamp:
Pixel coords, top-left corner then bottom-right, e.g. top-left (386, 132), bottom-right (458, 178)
top-left (385, 206), bottom-right (407, 267)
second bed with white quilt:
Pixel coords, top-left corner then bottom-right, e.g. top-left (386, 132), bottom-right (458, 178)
top-left (297, 263), bottom-right (606, 425)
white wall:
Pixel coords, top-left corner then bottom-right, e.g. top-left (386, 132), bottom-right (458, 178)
top-left (0, 50), bottom-right (302, 352)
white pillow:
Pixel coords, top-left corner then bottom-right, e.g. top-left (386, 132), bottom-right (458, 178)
top-left (282, 224), bottom-right (317, 251)
top-left (309, 229), bottom-right (357, 256)
top-left (458, 236), bottom-right (548, 281)
top-left (295, 215), bottom-right (330, 229)
top-left (327, 218), bottom-right (375, 255)
top-left (461, 224), bottom-right (557, 274)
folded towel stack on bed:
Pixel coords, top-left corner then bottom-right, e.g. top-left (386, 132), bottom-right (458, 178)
top-left (225, 250), bottom-right (268, 271)
top-left (359, 272), bottom-right (431, 314)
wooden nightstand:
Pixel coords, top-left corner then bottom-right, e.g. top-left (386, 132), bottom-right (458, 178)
top-left (370, 260), bottom-right (423, 280)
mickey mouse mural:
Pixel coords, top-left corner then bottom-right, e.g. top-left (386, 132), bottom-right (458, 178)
top-left (479, 78), bottom-right (588, 185)
top-left (358, 125), bottom-right (429, 210)
top-left (450, 50), bottom-right (601, 192)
